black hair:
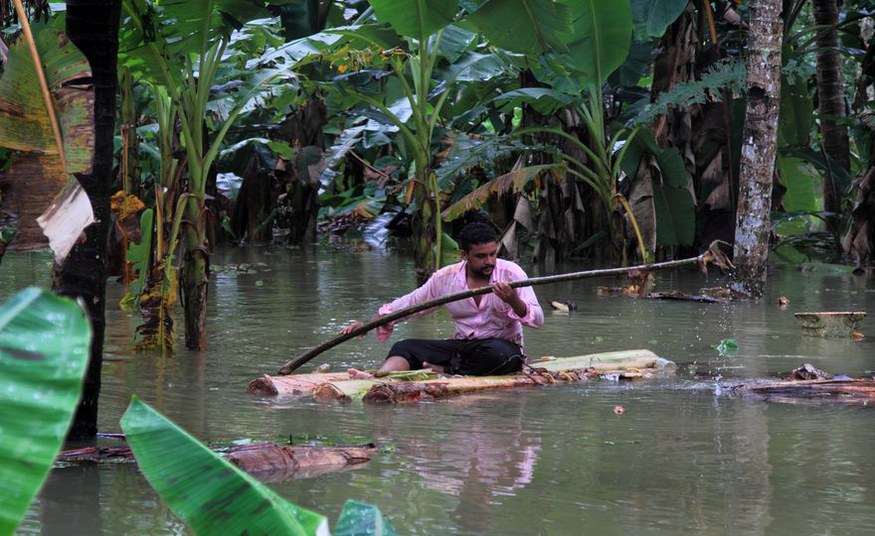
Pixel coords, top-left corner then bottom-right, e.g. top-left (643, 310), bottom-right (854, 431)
top-left (458, 222), bottom-right (497, 251)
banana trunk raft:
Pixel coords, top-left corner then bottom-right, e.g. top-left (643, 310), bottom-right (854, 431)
top-left (248, 349), bottom-right (677, 403)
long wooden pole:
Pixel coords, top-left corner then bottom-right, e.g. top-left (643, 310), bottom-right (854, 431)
top-left (276, 242), bottom-right (731, 375)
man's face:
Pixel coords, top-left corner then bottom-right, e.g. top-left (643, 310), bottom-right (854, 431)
top-left (462, 242), bottom-right (498, 279)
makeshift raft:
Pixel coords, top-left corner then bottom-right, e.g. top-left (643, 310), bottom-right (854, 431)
top-left (248, 349), bottom-right (676, 403)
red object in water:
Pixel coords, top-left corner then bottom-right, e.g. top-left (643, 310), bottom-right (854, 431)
top-left (613, 405), bottom-right (625, 415)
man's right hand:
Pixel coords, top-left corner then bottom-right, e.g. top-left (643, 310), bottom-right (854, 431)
top-left (340, 321), bottom-right (364, 336)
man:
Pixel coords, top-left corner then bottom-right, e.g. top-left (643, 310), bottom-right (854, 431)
top-left (343, 222), bottom-right (543, 377)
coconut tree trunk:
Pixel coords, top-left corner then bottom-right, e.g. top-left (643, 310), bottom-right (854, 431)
top-left (813, 0), bottom-right (850, 236)
top-left (57, 0), bottom-right (121, 440)
top-left (731, 0), bottom-right (783, 298)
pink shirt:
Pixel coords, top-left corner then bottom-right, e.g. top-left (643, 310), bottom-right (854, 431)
top-left (377, 258), bottom-right (544, 348)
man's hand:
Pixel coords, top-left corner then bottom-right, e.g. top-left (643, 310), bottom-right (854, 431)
top-left (493, 281), bottom-right (528, 317)
top-left (341, 317), bottom-right (394, 342)
top-left (340, 321), bottom-right (364, 337)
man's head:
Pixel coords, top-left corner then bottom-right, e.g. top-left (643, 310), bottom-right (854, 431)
top-left (458, 222), bottom-right (499, 280)
top-left (458, 222), bottom-right (497, 252)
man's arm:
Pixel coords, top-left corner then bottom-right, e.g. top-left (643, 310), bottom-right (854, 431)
top-left (340, 268), bottom-right (450, 340)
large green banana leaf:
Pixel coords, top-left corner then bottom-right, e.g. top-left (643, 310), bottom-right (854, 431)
top-left (120, 397), bottom-right (330, 535)
top-left (369, 0), bottom-right (457, 41)
top-left (0, 288), bottom-right (92, 536)
top-left (466, 0), bottom-right (571, 55)
top-left (556, 0), bottom-right (633, 84)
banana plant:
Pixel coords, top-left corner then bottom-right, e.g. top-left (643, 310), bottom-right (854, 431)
top-left (119, 0), bottom-right (290, 350)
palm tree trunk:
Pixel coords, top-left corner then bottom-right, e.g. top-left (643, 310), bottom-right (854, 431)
top-left (813, 0), bottom-right (850, 236)
top-left (731, 0), bottom-right (783, 298)
top-left (58, 0), bottom-right (121, 440)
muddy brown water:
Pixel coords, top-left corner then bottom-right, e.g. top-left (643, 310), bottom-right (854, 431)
top-left (4, 247), bottom-right (875, 535)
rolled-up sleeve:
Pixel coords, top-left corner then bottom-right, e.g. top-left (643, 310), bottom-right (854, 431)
top-left (507, 285), bottom-right (543, 328)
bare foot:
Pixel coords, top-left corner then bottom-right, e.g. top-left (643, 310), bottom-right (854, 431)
top-left (422, 362), bottom-right (445, 373)
top-left (347, 368), bottom-right (375, 380)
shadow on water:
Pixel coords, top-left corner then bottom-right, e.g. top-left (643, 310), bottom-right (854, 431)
top-left (3, 248), bottom-right (875, 535)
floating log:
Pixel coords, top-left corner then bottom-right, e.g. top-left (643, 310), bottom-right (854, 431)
top-left (226, 442), bottom-right (377, 482)
top-left (597, 287), bottom-right (726, 303)
top-left (248, 371), bottom-right (356, 396)
top-left (793, 311), bottom-right (866, 338)
top-left (56, 441), bottom-right (377, 482)
top-left (732, 364), bottom-right (875, 406)
top-left (310, 350), bottom-right (676, 404)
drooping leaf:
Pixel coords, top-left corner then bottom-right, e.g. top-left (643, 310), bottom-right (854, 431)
top-left (778, 68), bottom-right (813, 147)
top-left (120, 397), bottom-right (329, 536)
top-left (369, 0), bottom-right (457, 41)
top-left (36, 180), bottom-right (96, 264)
top-left (467, 0), bottom-right (571, 55)
top-left (652, 183), bottom-right (695, 246)
top-left (334, 500), bottom-right (399, 536)
top-left (630, 0), bottom-right (687, 42)
top-left (0, 288), bottom-right (91, 535)
top-left (121, 208), bottom-right (155, 311)
top-left (0, 23), bottom-right (95, 250)
top-left (0, 23), bottom-right (94, 174)
top-left (441, 163), bottom-right (558, 220)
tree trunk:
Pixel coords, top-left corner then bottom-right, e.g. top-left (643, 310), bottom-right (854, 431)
top-left (731, 0), bottom-right (783, 298)
top-left (58, 0), bottom-right (121, 440)
top-left (813, 0), bottom-right (850, 236)
top-left (183, 197), bottom-right (209, 350)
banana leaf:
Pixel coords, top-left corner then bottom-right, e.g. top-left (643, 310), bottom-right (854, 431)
top-left (0, 21), bottom-right (94, 250)
top-left (0, 288), bottom-right (91, 535)
top-left (119, 397), bottom-right (329, 535)
top-left (334, 500), bottom-right (398, 536)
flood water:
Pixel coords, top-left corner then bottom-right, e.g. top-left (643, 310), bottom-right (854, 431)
top-left (4, 245), bottom-right (875, 535)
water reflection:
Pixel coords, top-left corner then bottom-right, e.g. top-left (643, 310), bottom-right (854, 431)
top-left (390, 394), bottom-right (541, 532)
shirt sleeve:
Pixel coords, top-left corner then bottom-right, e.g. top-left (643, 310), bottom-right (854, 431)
top-left (374, 270), bottom-right (446, 340)
top-left (503, 263), bottom-right (544, 328)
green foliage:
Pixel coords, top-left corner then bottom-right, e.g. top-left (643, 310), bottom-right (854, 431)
top-left (467, 0), bottom-right (571, 55)
top-left (555, 0), bottom-right (633, 84)
top-left (369, 0), bottom-right (456, 40)
top-left (0, 288), bottom-right (91, 535)
top-left (120, 397), bottom-right (329, 535)
top-left (631, 59), bottom-right (746, 126)
top-left (120, 397), bottom-right (397, 535)
top-left (630, 0), bottom-right (688, 42)
top-left (120, 209), bottom-right (155, 312)
top-left (774, 156), bottom-right (819, 235)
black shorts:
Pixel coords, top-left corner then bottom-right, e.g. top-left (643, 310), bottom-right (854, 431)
top-left (387, 338), bottom-right (525, 376)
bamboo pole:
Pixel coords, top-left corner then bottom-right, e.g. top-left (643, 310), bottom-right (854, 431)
top-left (276, 242), bottom-right (731, 375)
